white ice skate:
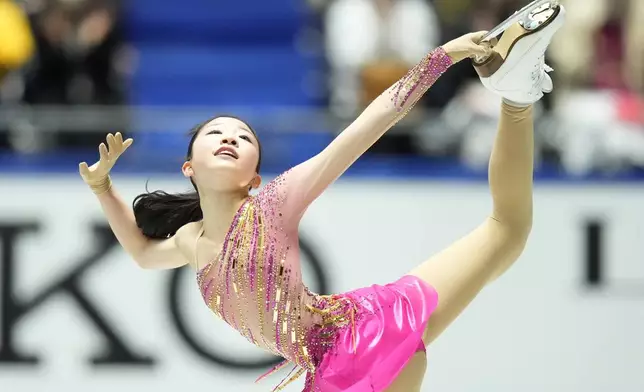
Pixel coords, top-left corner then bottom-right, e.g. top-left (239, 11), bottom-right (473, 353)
top-left (474, 0), bottom-right (566, 105)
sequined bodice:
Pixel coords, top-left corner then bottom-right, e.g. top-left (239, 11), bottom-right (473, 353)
top-left (196, 173), bottom-right (325, 369)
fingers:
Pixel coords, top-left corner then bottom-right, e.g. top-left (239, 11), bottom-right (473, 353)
top-left (79, 161), bottom-right (90, 177)
top-left (470, 31), bottom-right (489, 44)
top-left (114, 132), bottom-right (134, 152)
top-left (107, 133), bottom-right (117, 154)
top-left (122, 137), bottom-right (134, 151)
top-left (480, 37), bottom-right (499, 51)
top-left (470, 43), bottom-right (493, 58)
top-left (99, 132), bottom-right (133, 157)
top-left (464, 31), bottom-right (495, 59)
top-left (84, 132), bottom-right (131, 180)
top-left (99, 142), bottom-right (109, 162)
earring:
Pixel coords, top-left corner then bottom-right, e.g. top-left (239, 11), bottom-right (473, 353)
top-left (249, 177), bottom-right (259, 189)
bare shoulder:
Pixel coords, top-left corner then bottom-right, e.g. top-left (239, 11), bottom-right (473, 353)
top-left (173, 221), bottom-right (203, 267)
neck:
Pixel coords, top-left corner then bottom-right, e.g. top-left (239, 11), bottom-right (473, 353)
top-left (199, 189), bottom-right (248, 242)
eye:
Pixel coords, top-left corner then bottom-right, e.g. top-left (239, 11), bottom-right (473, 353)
top-left (240, 135), bottom-right (251, 142)
top-left (206, 130), bottom-right (222, 135)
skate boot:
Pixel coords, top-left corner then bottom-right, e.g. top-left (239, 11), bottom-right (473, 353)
top-left (474, 0), bottom-right (566, 105)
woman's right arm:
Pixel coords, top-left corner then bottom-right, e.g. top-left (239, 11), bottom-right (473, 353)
top-left (95, 187), bottom-right (189, 269)
top-left (79, 133), bottom-right (188, 270)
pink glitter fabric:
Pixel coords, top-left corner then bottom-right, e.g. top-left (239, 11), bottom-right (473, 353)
top-left (391, 46), bottom-right (453, 114)
top-left (196, 49), bottom-right (451, 391)
top-left (196, 168), bottom-right (438, 391)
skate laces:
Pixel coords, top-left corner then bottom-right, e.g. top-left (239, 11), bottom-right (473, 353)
top-left (530, 52), bottom-right (552, 92)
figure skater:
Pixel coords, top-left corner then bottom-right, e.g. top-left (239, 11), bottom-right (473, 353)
top-left (79, 2), bottom-right (565, 390)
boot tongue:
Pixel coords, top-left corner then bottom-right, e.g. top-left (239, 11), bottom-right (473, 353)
top-left (540, 63), bottom-right (554, 93)
top-left (534, 61), bottom-right (554, 94)
top-left (541, 73), bottom-right (553, 93)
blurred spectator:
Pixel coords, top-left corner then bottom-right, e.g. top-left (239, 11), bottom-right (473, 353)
top-left (22, 0), bottom-right (127, 105)
top-left (0, 0), bottom-right (34, 83)
top-left (549, 0), bottom-right (644, 92)
top-left (324, 0), bottom-right (440, 116)
top-left (431, 0), bottom-right (522, 38)
top-left (323, 0), bottom-right (440, 154)
top-left (0, 0), bottom-right (130, 153)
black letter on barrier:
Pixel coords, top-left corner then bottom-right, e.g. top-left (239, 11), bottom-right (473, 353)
top-left (584, 220), bottom-right (603, 288)
top-left (0, 222), bottom-right (154, 366)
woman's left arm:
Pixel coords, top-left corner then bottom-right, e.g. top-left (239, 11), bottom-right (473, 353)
top-left (279, 32), bottom-right (491, 220)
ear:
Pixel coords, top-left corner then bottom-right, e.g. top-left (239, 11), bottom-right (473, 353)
top-left (181, 161), bottom-right (193, 178)
top-left (249, 174), bottom-right (262, 190)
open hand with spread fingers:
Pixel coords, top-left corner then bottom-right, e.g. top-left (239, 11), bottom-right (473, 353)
top-left (79, 132), bottom-right (133, 194)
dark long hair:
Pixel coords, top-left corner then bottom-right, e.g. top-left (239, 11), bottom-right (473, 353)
top-left (133, 116), bottom-right (262, 239)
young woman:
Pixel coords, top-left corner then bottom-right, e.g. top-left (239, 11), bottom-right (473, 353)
top-left (79, 3), bottom-right (564, 391)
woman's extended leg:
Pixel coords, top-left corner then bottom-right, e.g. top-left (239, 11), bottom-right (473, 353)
top-left (407, 3), bottom-right (564, 345)
top-left (384, 352), bottom-right (428, 392)
top-left (381, 68), bottom-right (538, 392)
top-left (410, 102), bottom-right (535, 345)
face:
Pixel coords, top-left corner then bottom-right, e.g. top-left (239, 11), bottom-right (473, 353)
top-left (182, 117), bottom-right (261, 192)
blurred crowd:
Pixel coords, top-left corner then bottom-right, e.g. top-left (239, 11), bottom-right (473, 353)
top-left (318, 0), bottom-right (644, 106)
top-left (1, 0), bottom-right (644, 176)
top-left (0, 0), bottom-right (126, 151)
top-left (0, 0), bottom-right (125, 105)
top-left (315, 0), bottom-right (644, 175)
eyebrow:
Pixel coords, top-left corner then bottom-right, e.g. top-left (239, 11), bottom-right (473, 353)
top-left (206, 123), bottom-right (253, 135)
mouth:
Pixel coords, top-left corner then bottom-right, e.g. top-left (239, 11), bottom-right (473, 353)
top-left (214, 146), bottom-right (239, 159)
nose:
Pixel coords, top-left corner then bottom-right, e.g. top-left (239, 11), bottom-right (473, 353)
top-left (220, 136), bottom-right (238, 146)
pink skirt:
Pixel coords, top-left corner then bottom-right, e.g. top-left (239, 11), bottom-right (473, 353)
top-left (308, 275), bottom-right (439, 391)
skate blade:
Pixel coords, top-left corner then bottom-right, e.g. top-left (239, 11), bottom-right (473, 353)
top-left (481, 0), bottom-right (559, 42)
top-left (473, 4), bottom-right (563, 78)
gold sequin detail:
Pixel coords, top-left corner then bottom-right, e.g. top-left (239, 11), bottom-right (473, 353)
top-left (195, 172), bottom-right (361, 391)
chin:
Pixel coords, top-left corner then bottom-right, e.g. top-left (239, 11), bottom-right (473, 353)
top-left (198, 168), bottom-right (252, 192)
top-left (200, 180), bottom-right (242, 193)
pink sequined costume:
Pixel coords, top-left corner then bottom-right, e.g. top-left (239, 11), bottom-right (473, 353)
top-left (196, 47), bottom-right (452, 391)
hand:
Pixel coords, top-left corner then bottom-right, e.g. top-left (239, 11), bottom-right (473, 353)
top-left (79, 132), bottom-right (133, 194)
top-left (441, 31), bottom-right (495, 63)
